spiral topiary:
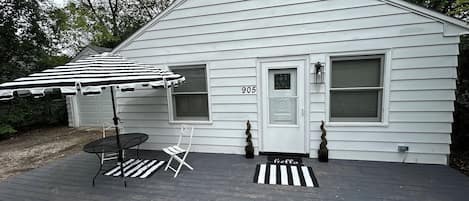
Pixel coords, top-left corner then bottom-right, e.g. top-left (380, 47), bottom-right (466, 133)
top-left (245, 120), bottom-right (254, 158)
top-left (318, 120), bottom-right (329, 162)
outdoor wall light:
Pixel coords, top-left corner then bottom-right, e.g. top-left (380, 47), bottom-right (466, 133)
top-left (314, 61), bottom-right (325, 84)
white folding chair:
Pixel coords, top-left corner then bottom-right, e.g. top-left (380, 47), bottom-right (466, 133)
top-left (163, 125), bottom-right (194, 178)
top-left (101, 122), bottom-right (125, 165)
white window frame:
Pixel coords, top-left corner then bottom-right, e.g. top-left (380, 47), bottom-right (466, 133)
top-left (167, 64), bottom-right (212, 124)
top-left (325, 50), bottom-right (391, 127)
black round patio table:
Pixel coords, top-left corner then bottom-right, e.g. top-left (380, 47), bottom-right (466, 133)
top-left (83, 133), bottom-right (149, 154)
top-left (83, 133), bottom-right (149, 187)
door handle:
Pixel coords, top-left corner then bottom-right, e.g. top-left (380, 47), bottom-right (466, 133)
top-left (301, 108), bottom-right (305, 116)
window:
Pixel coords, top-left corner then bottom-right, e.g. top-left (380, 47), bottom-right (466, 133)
top-left (274, 73), bottom-right (291, 90)
top-left (169, 65), bottom-right (210, 121)
top-left (329, 55), bottom-right (384, 122)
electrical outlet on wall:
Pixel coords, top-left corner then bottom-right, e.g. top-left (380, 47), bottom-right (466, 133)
top-left (398, 145), bottom-right (409, 153)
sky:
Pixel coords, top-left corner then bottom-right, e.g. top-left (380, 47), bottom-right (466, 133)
top-left (52, 0), bottom-right (67, 7)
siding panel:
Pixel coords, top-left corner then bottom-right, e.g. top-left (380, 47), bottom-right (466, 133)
top-left (140, 7), bottom-right (415, 40)
top-left (154, 0), bottom-right (385, 30)
top-left (390, 101), bottom-right (454, 112)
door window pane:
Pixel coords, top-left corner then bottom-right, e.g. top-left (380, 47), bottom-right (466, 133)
top-left (269, 97), bottom-right (297, 124)
top-left (274, 74), bottom-right (291, 90)
top-left (268, 69), bottom-right (297, 125)
top-left (331, 58), bottom-right (381, 88)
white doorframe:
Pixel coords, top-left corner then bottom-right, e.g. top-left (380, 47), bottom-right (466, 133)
top-left (257, 56), bottom-right (309, 154)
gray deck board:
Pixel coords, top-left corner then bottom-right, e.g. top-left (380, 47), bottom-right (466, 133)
top-left (0, 150), bottom-right (468, 201)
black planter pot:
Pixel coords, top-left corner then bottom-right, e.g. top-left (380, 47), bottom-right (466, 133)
top-left (245, 146), bottom-right (254, 159)
top-left (318, 148), bottom-right (328, 162)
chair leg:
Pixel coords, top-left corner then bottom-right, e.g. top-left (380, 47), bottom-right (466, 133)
top-left (183, 161), bottom-right (194, 171)
top-left (165, 156), bottom-right (174, 171)
top-left (174, 161), bottom-right (184, 178)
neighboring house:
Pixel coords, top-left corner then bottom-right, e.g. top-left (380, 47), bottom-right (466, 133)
top-left (67, 45), bottom-right (114, 127)
top-left (79, 0), bottom-right (469, 164)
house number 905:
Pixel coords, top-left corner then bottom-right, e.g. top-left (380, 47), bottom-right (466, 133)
top-left (242, 86), bottom-right (257, 94)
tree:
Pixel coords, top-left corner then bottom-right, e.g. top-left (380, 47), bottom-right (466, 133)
top-left (405, 0), bottom-right (468, 22)
top-left (51, 0), bottom-right (174, 55)
top-left (0, 0), bottom-right (70, 136)
top-left (0, 0), bottom-right (55, 82)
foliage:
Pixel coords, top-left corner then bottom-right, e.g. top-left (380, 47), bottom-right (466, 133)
top-left (0, 124), bottom-right (16, 137)
top-left (0, 95), bottom-right (68, 136)
top-left (453, 34), bottom-right (469, 150)
top-left (0, 0), bottom-right (70, 136)
top-left (406, 0), bottom-right (469, 21)
top-left (51, 0), bottom-right (174, 55)
top-left (0, 0), bottom-right (54, 82)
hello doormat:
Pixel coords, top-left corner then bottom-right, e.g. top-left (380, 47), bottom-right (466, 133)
top-left (267, 156), bottom-right (303, 165)
top-left (103, 159), bottom-right (165, 179)
top-left (253, 164), bottom-right (319, 187)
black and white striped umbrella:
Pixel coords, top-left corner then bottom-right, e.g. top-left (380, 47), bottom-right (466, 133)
top-left (0, 53), bottom-right (184, 100)
top-left (0, 52), bottom-right (185, 187)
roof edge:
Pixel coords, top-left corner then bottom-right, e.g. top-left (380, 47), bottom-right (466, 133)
top-left (111, 0), bottom-right (187, 54)
top-left (383, 0), bottom-right (469, 35)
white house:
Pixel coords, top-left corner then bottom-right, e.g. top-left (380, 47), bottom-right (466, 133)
top-left (74, 0), bottom-right (469, 165)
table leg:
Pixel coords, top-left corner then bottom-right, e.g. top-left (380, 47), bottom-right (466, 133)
top-left (137, 145), bottom-right (140, 159)
top-left (119, 150), bottom-right (127, 187)
top-left (93, 153), bottom-right (103, 187)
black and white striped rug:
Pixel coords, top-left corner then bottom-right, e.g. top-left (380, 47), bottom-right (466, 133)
top-left (103, 159), bottom-right (165, 179)
top-left (253, 164), bottom-right (319, 187)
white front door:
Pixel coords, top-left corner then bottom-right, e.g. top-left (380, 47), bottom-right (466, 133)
top-left (261, 59), bottom-right (306, 153)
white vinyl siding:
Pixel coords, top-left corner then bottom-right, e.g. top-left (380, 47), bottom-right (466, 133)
top-left (114, 0), bottom-right (463, 164)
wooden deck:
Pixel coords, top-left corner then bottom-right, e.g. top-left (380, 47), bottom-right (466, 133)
top-left (1, 150), bottom-right (468, 201)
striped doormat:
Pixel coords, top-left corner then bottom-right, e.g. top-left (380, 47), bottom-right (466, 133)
top-left (103, 159), bottom-right (165, 179)
top-left (253, 164), bottom-right (319, 187)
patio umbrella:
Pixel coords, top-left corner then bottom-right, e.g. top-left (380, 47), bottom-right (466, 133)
top-left (0, 52), bottom-right (185, 186)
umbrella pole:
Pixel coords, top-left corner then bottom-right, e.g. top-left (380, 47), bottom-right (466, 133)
top-left (110, 86), bottom-right (127, 187)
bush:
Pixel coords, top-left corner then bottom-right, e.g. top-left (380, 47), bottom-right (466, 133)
top-left (452, 35), bottom-right (469, 151)
top-left (0, 93), bottom-right (67, 137)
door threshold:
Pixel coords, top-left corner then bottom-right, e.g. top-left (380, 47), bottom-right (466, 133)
top-left (259, 152), bottom-right (309, 158)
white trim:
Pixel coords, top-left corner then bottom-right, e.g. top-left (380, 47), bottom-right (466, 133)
top-left (304, 56), bottom-right (311, 158)
top-left (167, 63), bottom-right (213, 124)
top-left (383, 0), bottom-right (469, 35)
top-left (111, 0), bottom-right (187, 53)
top-left (256, 59), bottom-right (263, 154)
top-left (325, 50), bottom-right (391, 127)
